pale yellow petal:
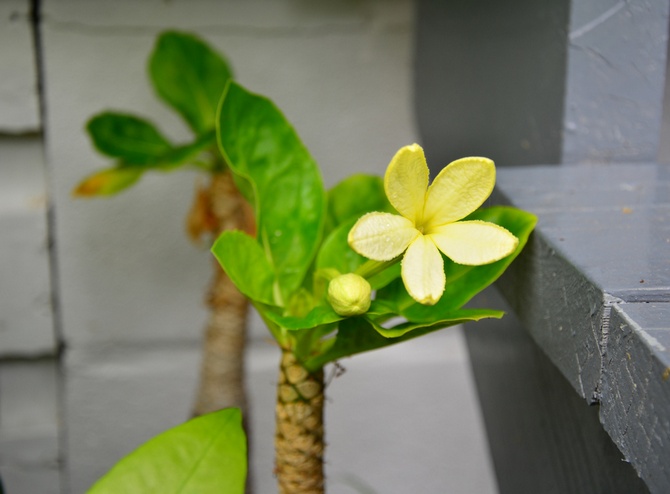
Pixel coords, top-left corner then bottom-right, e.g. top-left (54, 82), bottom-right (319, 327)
top-left (384, 144), bottom-right (429, 224)
top-left (423, 157), bottom-right (495, 228)
top-left (429, 220), bottom-right (519, 265)
top-left (401, 235), bottom-right (445, 305)
top-left (348, 212), bottom-right (420, 261)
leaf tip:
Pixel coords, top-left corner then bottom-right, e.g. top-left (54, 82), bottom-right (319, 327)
top-left (72, 177), bottom-right (103, 198)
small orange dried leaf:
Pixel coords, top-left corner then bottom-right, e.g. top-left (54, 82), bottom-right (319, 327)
top-left (186, 182), bottom-right (218, 242)
top-left (73, 167), bottom-right (142, 197)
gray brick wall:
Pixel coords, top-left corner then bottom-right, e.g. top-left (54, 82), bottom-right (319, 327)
top-left (2, 2), bottom-right (500, 493)
top-left (0, 1), bottom-right (60, 492)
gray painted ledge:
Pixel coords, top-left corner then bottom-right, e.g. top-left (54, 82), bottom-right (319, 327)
top-left (492, 163), bottom-right (670, 494)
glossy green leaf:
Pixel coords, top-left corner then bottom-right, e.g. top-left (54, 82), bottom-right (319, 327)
top-left (73, 167), bottom-right (143, 197)
top-left (304, 317), bottom-right (388, 370)
top-left (368, 263), bottom-right (402, 290)
top-left (150, 31), bottom-right (233, 135)
top-left (326, 174), bottom-right (393, 231)
top-left (88, 408), bottom-right (246, 494)
top-left (217, 82), bottom-right (326, 305)
top-left (317, 217), bottom-right (401, 290)
top-left (373, 278), bottom-right (410, 312)
top-left (87, 112), bottom-right (174, 165)
top-left (157, 131), bottom-right (217, 171)
top-left (263, 305), bottom-right (343, 331)
top-left (368, 308), bottom-right (503, 338)
top-left (212, 230), bottom-right (276, 306)
top-left (317, 217), bottom-right (366, 275)
top-left (77, 131), bottom-right (217, 197)
top-left (302, 317), bottom-right (440, 370)
top-left (285, 287), bottom-right (316, 319)
top-left (305, 308), bottom-right (501, 370)
top-left (401, 206), bottom-right (537, 320)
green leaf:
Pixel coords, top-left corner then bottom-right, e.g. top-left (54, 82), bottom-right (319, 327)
top-left (88, 408), bottom-right (246, 494)
top-left (367, 263), bottom-right (401, 290)
top-left (367, 308), bottom-right (504, 338)
top-left (263, 305), bottom-right (343, 331)
top-left (317, 217), bottom-right (401, 290)
top-left (87, 112), bottom-right (174, 165)
top-left (77, 130), bottom-right (217, 197)
top-left (320, 175), bottom-right (399, 288)
top-left (158, 131), bottom-right (217, 171)
top-left (305, 308), bottom-right (502, 369)
top-left (317, 217), bottom-right (366, 275)
top-left (326, 174), bottom-right (393, 230)
top-left (302, 316), bottom-right (434, 370)
top-left (285, 287), bottom-right (316, 318)
top-left (150, 31), bottom-right (233, 135)
top-left (212, 230), bottom-right (276, 306)
top-left (401, 206), bottom-right (537, 320)
top-left (217, 82), bottom-right (326, 305)
top-left (73, 167), bottom-right (143, 197)
top-left (304, 317), bottom-right (390, 370)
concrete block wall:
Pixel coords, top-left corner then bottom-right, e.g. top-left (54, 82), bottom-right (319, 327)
top-left (0, 0), bottom-right (40, 132)
top-left (42, 0), bottom-right (418, 350)
top-left (0, 1), bottom-right (61, 493)
top-left (0, 1), bottom-right (53, 356)
top-left (1, 1), bottom-right (500, 492)
top-left (562, 0), bottom-right (669, 163)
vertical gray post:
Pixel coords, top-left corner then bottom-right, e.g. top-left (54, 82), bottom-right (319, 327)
top-left (415, 0), bottom-right (669, 492)
top-left (562, 0), bottom-right (670, 163)
top-left (415, 0), bottom-right (670, 169)
top-left (415, 0), bottom-right (569, 168)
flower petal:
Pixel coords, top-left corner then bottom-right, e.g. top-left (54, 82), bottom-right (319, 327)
top-left (401, 235), bottom-right (445, 305)
top-left (429, 220), bottom-right (519, 265)
top-left (423, 157), bottom-right (495, 228)
top-left (384, 144), bottom-right (429, 224)
top-left (348, 212), bottom-right (419, 261)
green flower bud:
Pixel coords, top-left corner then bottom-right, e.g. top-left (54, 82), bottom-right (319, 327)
top-left (327, 273), bottom-right (372, 316)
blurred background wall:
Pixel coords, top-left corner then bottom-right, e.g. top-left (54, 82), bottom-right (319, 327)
top-left (414, 1), bottom-right (669, 493)
top-left (3, 0), bottom-right (669, 492)
top-left (0, 1), bottom-right (501, 493)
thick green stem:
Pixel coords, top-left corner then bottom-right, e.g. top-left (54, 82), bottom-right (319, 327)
top-left (275, 350), bottom-right (325, 494)
top-left (355, 258), bottom-right (398, 279)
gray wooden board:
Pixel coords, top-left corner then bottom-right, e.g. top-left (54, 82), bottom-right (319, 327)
top-left (602, 303), bottom-right (670, 493)
top-left (491, 163), bottom-right (670, 493)
top-left (464, 290), bottom-right (650, 494)
top-left (415, 0), bottom-right (569, 168)
top-left (562, 0), bottom-right (669, 163)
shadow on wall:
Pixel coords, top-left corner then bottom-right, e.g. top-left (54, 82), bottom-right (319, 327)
top-left (659, 23), bottom-right (670, 164)
top-left (416, 0), bottom-right (670, 168)
top-left (414, 0), bottom-right (569, 170)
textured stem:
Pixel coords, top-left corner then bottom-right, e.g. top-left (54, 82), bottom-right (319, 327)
top-left (275, 350), bottom-right (325, 494)
top-left (190, 170), bottom-right (254, 416)
top-left (193, 259), bottom-right (249, 414)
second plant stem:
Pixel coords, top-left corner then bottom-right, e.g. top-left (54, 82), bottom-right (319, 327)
top-left (191, 169), bottom-right (254, 416)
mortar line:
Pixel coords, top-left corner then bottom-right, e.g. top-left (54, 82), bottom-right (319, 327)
top-left (31, 1), bottom-right (69, 493)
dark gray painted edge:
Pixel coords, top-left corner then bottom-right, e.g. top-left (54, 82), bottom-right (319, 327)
top-left (491, 182), bottom-right (670, 493)
top-left (491, 188), bottom-right (608, 403)
top-left (600, 304), bottom-right (670, 494)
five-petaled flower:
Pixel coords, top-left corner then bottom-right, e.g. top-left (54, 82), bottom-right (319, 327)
top-left (348, 143), bottom-right (518, 305)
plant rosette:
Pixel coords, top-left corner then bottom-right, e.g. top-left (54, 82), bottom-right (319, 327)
top-left (74, 30), bottom-right (255, 417)
top-left (212, 80), bottom-right (537, 492)
top-left (84, 78), bottom-right (536, 494)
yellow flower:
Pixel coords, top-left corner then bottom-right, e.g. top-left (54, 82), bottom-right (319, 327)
top-left (348, 143), bottom-right (518, 305)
